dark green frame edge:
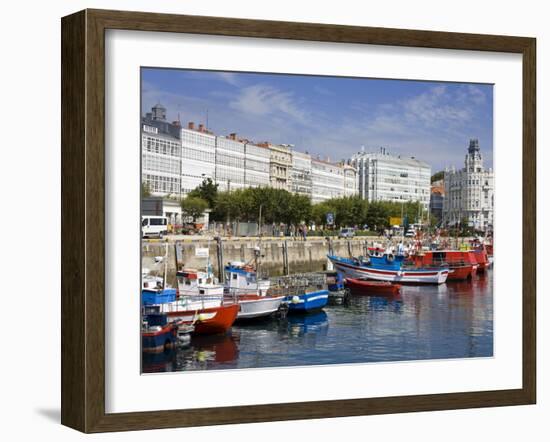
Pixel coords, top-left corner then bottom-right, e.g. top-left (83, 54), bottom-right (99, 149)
top-left (61, 8), bottom-right (536, 433)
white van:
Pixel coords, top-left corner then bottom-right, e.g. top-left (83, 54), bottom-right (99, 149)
top-left (141, 216), bottom-right (168, 238)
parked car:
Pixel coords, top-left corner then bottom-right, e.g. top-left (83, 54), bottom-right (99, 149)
top-left (338, 227), bottom-right (355, 238)
top-left (142, 215), bottom-right (168, 238)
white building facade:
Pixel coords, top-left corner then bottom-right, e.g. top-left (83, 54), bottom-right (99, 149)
top-left (263, 143), bottom-right (292, 191)
top-left (141, 124), bottom-right (182, 197)
top-left (343, 164), bottom-right (358, 197)
top-left (244, 143), bottom-right (270, 188)
top-left (180, 124), bottom-right (216, 194)
top-left (291, 150), bottom-right (313, 196)
top-left (311, 159), bottom-right (346, 203)
top-left (142, 104), bottom-right (353, 203)
top-left (351, 149), bottom-right (431, 210)
top-left (215, 134), bottom-right (246, 192)
top-left (443, 139), bottom-right (494, 231)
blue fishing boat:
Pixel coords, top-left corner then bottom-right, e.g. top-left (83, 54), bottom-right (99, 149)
top-left (142, 287), bottom-right (177, 305)
top-left (141, 309), bottom-right (178, 353)
top-left (142, 273), bottom-right (192, 351)
top-left (270, 273), bottom-right (329, 313)
top-left (285, 289), bottom-right (330, 313)
top-left (328, 254), bottom-right (449, 284)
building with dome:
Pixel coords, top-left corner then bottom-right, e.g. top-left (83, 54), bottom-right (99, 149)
top-left (443, 139), bottom-right (494, 231)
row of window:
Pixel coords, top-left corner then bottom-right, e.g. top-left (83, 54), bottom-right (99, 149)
top-left (217, 154), bottom-right (244, 169)
top-left (217, 138), bottom-right (245, 153)
top-left (143, 174), bottom-right (180, 194)
top-left (143, 136), bottom-right (180, 157)
top-left (181, 131), bottom-right (216, 149)
top-left (246, 158), bottom-right (270, 173)
top-left (182, 147), bottom-right (215, 163)
top-left (217, 169), bottom-right (246, 184)
top-left (142, 153), bottom-right (180, 175)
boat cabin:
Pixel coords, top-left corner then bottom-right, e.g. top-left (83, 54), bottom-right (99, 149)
top-left (224, 262), bottom-right (270, 296)
top-left (176, 269), bottom-right (224, 297)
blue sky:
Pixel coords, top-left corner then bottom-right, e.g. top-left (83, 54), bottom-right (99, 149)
top-left (142, 68), bottom-right (493, 172)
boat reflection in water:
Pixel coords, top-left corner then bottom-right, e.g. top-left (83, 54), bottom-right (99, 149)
top-left (174, 333), bottom-right (240, 371)
top-left (142, 269), bottom-right (493, 373)
top-left (287, 311), bottom-right (329, 338)
top-left (142, 350), bottom-right (177, 374)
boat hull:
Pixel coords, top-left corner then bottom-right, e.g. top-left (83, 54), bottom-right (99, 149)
top-left (471, 249), bottom-right (490, 273)
top-left (142, 324), bottom-right (177, 353)
top-left (476, 262), bottom-right (490, 273)
top-left (330, 257), bottom-right (448, 284)
top-left (285, 290), bottom-right (329, 313)
top-left (446, 264), bottom-right (476, 281)
top-left (233, 295), bottom-right (285, 319)
top-left (345, 278), bottom-right (401, 295)
top-left (166, 304), bottom-right (239, 335)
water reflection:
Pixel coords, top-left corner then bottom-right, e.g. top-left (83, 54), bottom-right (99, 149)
top-left (143, 270), bottom-right (493, 373)
top-left (287, 311), bottom-right (329, 337)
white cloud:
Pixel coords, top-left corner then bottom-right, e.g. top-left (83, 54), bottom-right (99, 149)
top-left (229, 84), bottom-right (309, 124)
top-left (142, 75), bottom-right (492, 171)
top-left (215, 72), bottom-right (241, 86)
top-left (402, 85), bottom-right (472, 127)
top-left (465, 84), bottom-right (487, 104)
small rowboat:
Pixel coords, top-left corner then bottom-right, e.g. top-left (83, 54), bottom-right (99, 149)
top-left (345, 278), bottom-right (401, 296)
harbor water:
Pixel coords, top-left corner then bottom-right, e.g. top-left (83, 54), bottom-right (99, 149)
top-left (142, 269), bottom-right (493, 373)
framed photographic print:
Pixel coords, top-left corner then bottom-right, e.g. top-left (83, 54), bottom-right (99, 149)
top-left (61, 9), bottom-right (536, 433)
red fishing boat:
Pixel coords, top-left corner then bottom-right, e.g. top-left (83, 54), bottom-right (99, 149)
top-left (165, 303), bottom-right (239, 335)
top-left (345, 278), bottom-right (402, 296)
top-left (408, 250), bottom-right (477, 281)
top-left (472, 247), bottom-right (490, 273)
top-left (160, 269), bottom-right (239, 335)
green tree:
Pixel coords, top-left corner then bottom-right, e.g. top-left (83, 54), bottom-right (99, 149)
top-left (141, 181), bottom-right (151, 198)
top-left (285, 193), bottom-right (312, 225)
top-left (311, 202), bottom-right (331, 227)
top-left (188, 177), bottom-right (219, 209)
top-left (365, 201), bottom-right (390, 231)
top-left (180, 196), bottom-right (209, 222)
top-left (209, 186), bottom-right (314, 226)
top-left (431, 171), bottom-right (444, 183)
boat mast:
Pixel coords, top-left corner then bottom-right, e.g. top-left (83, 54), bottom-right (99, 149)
top-left (257, 204), bottom-right (263, 277)
top-left (163, 242), bottom-right (168, 289)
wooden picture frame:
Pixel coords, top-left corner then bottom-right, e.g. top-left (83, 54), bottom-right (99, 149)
top-left (61, 8), bottom-right (536, 433)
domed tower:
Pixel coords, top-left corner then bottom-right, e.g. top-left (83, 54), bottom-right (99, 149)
top-left (465, 138), bottom-right (483, 173)
top-left (151, 102), bottom-right (166, 121)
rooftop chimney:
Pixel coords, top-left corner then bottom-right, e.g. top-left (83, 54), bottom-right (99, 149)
top-left (188, 122), bottom-right (195, 130)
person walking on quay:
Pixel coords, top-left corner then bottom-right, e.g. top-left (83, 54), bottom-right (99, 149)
top-left (302, 225), bottom-right (307, 241)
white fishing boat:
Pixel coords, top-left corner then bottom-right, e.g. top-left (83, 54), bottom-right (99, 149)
top-left (224, 262), bottom-right (284, 320)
